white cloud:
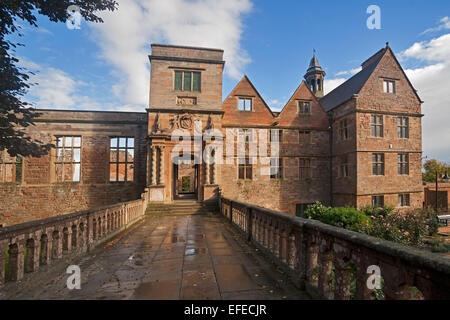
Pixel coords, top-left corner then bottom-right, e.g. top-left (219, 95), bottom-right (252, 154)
top-left (88, 0), bottom-right (253, 108)
top-left (400, 33), bottom-right (450, 161)
top-left (420, 16), bottom-right (450, 35)
top-left (268, 99), bottom-right (283, 110)
top-left (18, 58), bottom-right (125, 111)
top-left (324, 78), bottom-right (346, 95)
top-left (335, 67), bottom-right (361, 77)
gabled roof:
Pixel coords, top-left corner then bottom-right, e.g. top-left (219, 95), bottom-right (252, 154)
top-left (223, 75), bottom-right (276, 117)
top-left (320, 44), bottom-right (423, 112)
top-left (277, 80), bottom-right (320, 116)
top-left (319, 48), bottom-right (386, 112)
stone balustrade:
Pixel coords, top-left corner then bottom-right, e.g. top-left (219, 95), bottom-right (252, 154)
top-left (0, 197), bottom-right (147, 287)
top-left (220, 197), bottom-right (450, 300)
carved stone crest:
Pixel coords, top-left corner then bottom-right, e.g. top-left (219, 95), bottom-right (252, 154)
top-left (179, 114), bottom-right (193, 129)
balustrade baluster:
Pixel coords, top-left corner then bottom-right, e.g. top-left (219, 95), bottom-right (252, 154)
top-left (25, 237), bottom-right (39, 273)
top-left (333, 250), bottom-right (352, 300)
top-left (318, 247), bottom-right (333, 299)
top-left (0, 240), bottom-right (8, 286)
top-left (280, 228), bottom-right (287, 263)
top-left (8, 241), bottom-right (25, 281)
top-left (52, 229), bottom-right (62, 260)
top-left (40, 234), bottom-right (50, 266)
top-left (287, 233), bottom-right (296, 269)
top-left (306, 241), bottom-right (319, 286)
top-left (273, 225), bottom-right (279, 257)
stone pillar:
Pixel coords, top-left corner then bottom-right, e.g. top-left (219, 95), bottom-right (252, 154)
top-left (9, 241), bottom-right (25, 281)
top-left (159, 146), bottom-right (165, 185)
top-left (318, 248), bottom-right (334, 299)
top-left (40, 233), bottom-right (51, 266)
top-left (205, 151), bottom-right (210, 185)
top-left (211, 162), bottom-right (215, 184)
top-left (52, 229), bottom-right (62, 260)
top-left (146, 143), bottom-right (151, 186)
top-left (151, 146), bottom-right (157, 185)
top-left (25, 237), bottom-right (40, 273)
top-left (0, 240), bottom-right (9, 286)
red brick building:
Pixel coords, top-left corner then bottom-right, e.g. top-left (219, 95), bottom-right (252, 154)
top-left (0, 43), bottom-right (424, 226)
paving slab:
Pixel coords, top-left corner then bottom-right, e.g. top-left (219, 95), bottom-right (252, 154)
top-left (0, 212), bottom-right (309, 300)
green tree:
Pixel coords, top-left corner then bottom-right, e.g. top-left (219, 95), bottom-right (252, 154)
top-left (0, 0), bottom-right (117, 157)
top-left (423, 159), bottom-right (450, 183)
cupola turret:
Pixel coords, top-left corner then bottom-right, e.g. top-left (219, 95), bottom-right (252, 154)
top-left (304, 52), bottom-right (326, 98)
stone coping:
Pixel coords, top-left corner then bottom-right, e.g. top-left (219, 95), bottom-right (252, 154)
top-left (222, 198), bottom-right (450, 275)
top-left (0, 199), bottom-right (143, 240)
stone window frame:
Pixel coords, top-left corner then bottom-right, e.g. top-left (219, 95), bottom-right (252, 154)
top-left (398, 193), bottom-right (411, 207)
top-left (270, 157), bottom-right (283, 180)
top-left (0, 150), bottom-right (23, 184)
top-left (270, 129), bottom-right (283, 144)
top-left (298, 100), bottom-right (312, 115)
top-left (298, 130), bottom-right (311, 144)
top-left (109, 137), bottom-right (135, 183)
top-left (370, 115), bottom-right (384, 137)
top-left (372, 195), bottom-right (385, 208)
top-left (398, 153), bottom-right (409, 175)
top-left (372, 153), bottom-right (385, 176)
top-left (299, 158), bottom-right (312, 180)
top-left (339, 119), bottom-right (349, 141)
top-left (340, 155), bottom-right (349, 178)
top-left (174, 70), bottom-right (201, 92)
top-left (238, 128), bottom-right (254, 143)
top-left (397, 116), bottom-right (409, 139)
top-left (237, 157), bottom-right (253, 180)
top-left (383, 79), bottom-right (396, 94)
top-left (237, 97), bottom-right (253, 112)
top-left (53, 136), bottom-right (82, 183)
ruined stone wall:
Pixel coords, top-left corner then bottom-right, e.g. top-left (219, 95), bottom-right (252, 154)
top-left (0, 110), bottom-right (147, 227)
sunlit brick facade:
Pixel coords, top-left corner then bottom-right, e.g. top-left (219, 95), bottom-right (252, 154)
top-left (0, 43), bottom-right (424, 226)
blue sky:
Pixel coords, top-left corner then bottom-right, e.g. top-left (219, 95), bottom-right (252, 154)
top-left (9, 0), bottom-right (450, 161)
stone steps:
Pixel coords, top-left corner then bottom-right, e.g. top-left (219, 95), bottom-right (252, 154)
top-left (145, 201), bottom-right (218, 216)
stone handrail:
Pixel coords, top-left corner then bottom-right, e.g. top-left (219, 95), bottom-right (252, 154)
top-left (0, 195), bottom-right (148, 287)
top-left (220, 197), bottom-right (450, 300)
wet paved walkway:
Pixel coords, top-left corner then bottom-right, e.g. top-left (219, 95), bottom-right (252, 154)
top-left (0, 212), bottom-right (309, 300)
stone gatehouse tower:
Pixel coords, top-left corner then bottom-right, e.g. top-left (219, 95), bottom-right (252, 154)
top-left (0, 43), bottom-right (424, 226)
top-left (146, 44), bottom-right (225, 204)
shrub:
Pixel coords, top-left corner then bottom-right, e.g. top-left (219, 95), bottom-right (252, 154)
top-left (305, 202), bottom-right (370, 233)
top-left (425, 210), bottom-right (440, 236)
top-left (365, 213), bottom-right (407, 244)
top-left (365, 208), bottom-right (435, 246)
top-left (361, 205), bottom-right (394, 218)
top-left (306, 204), bottom-right (442, 248)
